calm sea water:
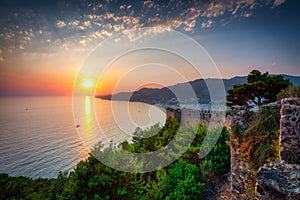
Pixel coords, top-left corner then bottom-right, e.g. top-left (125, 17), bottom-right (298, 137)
top-left (0, 96), bottom-right (166, 179)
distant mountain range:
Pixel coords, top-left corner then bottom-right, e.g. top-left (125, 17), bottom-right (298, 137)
top-left (97, 75), bottom-right (300, 105)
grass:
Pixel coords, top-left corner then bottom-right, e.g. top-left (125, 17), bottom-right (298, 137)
top-left (240, 105), bottom-right (280, 170)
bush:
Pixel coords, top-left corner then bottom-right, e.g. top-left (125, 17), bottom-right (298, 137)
top-left (277, 85), bottom-right (300, 99)
top-left (241, 106), bottom-right (280, 169)
top-left (162, 161), bottom-right (205, 200)
top-left (203, 127), bottom-right (230, 175)
top-left (199, 160), bottom-right (214, 179)
top-left (225, 109), bottom-right (231, 116)
top-left (231, 123), bottom-right (245, 143)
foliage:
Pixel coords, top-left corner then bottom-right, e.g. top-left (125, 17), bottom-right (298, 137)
top-left (241, 105), bottom-right (280, 169)
top-left (227, 70), bottom-right (290, 109)
top-left (68, 155), bottom-right (134, 200)
top-left (0, 118), bottom-right (231, 200)
top-left (162, 161), bottom-right (205, 200)
top-left (199, 160), bottom-right (214, 179)
top-left (276, 84), bottom-right (300, 99)
top-left (202, 127), bottom-right (230, 175)
top-left (225, 109), bottom-right (231, 116)
top-left (0, 173), bottom-right (55, 200)
top-left (122, 117), bottom-right (179, 153)
top-left (231, 123), bottom-right (245, 143)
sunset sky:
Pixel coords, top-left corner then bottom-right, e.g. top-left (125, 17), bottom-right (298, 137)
top-left (0, 0), bottom-right (299, 95)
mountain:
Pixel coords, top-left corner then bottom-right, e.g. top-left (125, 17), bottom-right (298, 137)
top-left (97, 74), bottom-right (300, 105)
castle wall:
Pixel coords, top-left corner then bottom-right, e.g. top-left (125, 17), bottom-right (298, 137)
top-left (255, 98), bottom-right (300, 199)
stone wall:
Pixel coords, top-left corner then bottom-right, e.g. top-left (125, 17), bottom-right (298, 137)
top-left (280, 98), bottom-right (300, 164)
top-left (256, 162), bottom-right (300, 199)
top-left (255, 98), bottom-right (300, 199)
top-left (228, 100), bottom-right (300, 199)
top-left (230, 106), bottom-right (255, 130)
top-left (215, 98), bottom-right (299, 199)
top-left (228, 106), bottom-right (256, 200)
top-left (166, 107), bottom-right (224, 127)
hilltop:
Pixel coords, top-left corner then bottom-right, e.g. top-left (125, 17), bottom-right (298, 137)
top-left (97, 74), bottom-right (300, 104)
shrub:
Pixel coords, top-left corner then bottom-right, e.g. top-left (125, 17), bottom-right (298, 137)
top-left (203, 127), bottom-right (230, 175)
top-left (277, 85), bottom-right (300, 99)
top-left (241, 106), bottom-right (280, 169)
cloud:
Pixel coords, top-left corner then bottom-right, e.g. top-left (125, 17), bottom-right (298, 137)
top-left (201, 19), bottom-right (214, 28)
top-left (61, 43), bottom-right (69, 50)
top-left (56, 20), bottom-right (66, 28)
top-left (101, 30), bottom-right (113, 37)
top-left (122, 16), bottom-right (142, 28)
top-left (0, 0), bottom-right (287, 57)
top-left (201, 2), bottom-right (226, 17)
top-left (83, 20), bottom-right (91, 27)
top-left (113, 24), bottom-right (122, 31)
top-left (171, 19), bottom-right (183, 28)
top-left (273, 0), bottom-right (286, 7)
top-left (105, 13), bottom-right (115, 19)
top-left (79, 38), bottom-right (88, 46)
top-left (123, 27), bottom-right (172, 42)
top-left (90, 31), bottom-right (105, 39)
top-left (68, 20), bottom-right (80, 26)
top-left (184, 20), bottom-right (196, 31)
top-left (143, 0), bottom-right (154, 9)
top-left (104, 23), bottom-right (113, 29)
top-left (200, 0), bottom-right (258, 18)
top-left (78, 26), bottom-right (86, 30)
top-left (143, 0), bottom-right (263, 31)
top-left (241, 12), bottom-right (252, 17)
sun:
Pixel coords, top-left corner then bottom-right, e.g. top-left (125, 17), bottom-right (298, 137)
top-left (82, 80), bottom-right (94, 88)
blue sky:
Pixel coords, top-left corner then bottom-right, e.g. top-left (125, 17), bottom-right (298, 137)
top-left (0, 0), bottom-right (299, 95)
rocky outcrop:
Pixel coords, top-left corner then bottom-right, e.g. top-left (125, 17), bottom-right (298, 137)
top-left (255, 98), bottom-right (300, 199)
top-left (217, 98), bottom-right (299, 199)
top-left (230, 138), bottom-right (256, 200)
top-left (229, 106), bottom-right (256, 200)
top-left (280, 98), bottom-right (300, 164)
top-left (214, 174), bottom-right (231, 200)
top-left (230, 106), bottom-right (255, 130)
top-left (256, 162), bottom-right (300, 199)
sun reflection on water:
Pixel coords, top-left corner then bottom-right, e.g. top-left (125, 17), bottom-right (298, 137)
top-left (82, 96), bottom-right (97, 149)
top-left (74, 95), bottom-right (166, 151)
top-left (84, 96), bottom-right (91, 120)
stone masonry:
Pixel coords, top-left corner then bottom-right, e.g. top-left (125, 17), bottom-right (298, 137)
top-left (255, 98), bottom-right (300, 199)
top-left (216, 98), bottom-right (299, 199)
top-left (280, 98), bottom-right (300, 164)
top-left (229, 106), bottom-right (256, 200)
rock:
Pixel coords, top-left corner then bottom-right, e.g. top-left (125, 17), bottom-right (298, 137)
top-left (231, 106), bottom-right (255, 130)
top-left (228, 98), bottom-right (300, 200)
top-left (280, 98), bottom-right (300, 164)
top-left (256, 163), bottom-right (300, 200)
top-left (229, 139), bottom-right (256, 200)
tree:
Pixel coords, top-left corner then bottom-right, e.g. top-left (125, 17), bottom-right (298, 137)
top-left (226, 70), bottom-right (290, 109)
top-left (162, 161), bottom-right (204, 200)
top-left (276, 85), bottom-right (300, 99)
top-left (203, 127), bottom-right (230, 175)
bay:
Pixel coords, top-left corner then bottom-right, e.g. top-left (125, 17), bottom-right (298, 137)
top-left (0, 96), bottom-right (166, 178)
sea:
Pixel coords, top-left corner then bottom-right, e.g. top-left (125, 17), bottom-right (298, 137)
top-left (0, 96), bottom-right (166, 179)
